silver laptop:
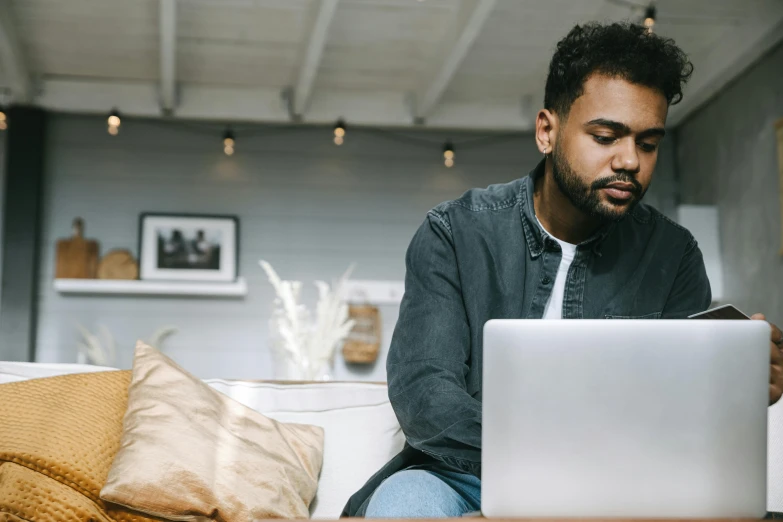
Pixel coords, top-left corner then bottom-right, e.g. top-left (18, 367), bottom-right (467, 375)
top-left (481, 319), bottom-right (770, 518)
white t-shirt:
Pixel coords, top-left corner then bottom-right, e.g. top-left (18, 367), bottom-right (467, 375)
top-left (535, 216), bottom-right (578, 319)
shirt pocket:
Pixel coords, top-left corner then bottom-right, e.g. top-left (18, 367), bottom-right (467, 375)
top-left (604, 311), bottom-right (662, 319)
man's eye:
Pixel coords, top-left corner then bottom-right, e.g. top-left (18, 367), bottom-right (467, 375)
top-left (593, 135), bottom-right (615, 145)
top-left (638, 142), bottom-right (657, 153)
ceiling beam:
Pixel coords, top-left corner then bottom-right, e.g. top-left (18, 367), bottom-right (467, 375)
top-left (292, 0), bottom-right (340, 117)
top-left (159, 0), bottom-right (177, 113)
top-left (36, 79), bottom-right (534, 131)
top-left (667, 5), bottom-right (783, 127)
top-left (413, 0), bottom-right (496, 120)
top-left (0, 0), bottom-right (32, 103)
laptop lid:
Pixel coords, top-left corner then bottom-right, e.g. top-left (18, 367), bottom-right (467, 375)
top-left (481, 319), bottom-right (769, 518)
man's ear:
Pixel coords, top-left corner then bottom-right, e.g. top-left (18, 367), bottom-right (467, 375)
top-left (536, 109), bottom-right (559, 155)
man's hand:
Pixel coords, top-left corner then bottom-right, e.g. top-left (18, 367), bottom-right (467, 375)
top-left (751, 313), bottom-right (783, 405)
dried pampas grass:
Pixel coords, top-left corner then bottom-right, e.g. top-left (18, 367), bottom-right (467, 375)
top-left (260, 260), bottom-right (355, 380)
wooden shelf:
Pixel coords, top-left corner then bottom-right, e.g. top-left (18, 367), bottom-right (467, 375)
top-left (53, 277), bottom-right (248, 298)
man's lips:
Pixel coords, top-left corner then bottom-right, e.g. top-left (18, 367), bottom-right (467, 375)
top-left (601, 182), bottom-right (636, 201)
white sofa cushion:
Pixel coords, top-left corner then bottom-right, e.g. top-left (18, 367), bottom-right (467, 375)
top-left (205, 380), bottom-right (404, 519)
top-left (204, 379), bottom-right (391, 412)
top-left (0, 361), bottom-right (118, 384)
top-left (270, 403), bottom-right (401, 519)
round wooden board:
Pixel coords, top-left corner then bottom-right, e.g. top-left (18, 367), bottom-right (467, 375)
top-left (98, 249), bottom-right (139, 280)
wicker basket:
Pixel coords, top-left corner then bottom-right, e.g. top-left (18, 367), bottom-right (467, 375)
top-left (342, 305), bottom-right (381, 364)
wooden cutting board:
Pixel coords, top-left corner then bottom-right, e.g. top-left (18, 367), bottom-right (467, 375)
top-left (55, 218), bottom-right (99, 279)
top-left (98, 249), bottom-right (138, 280)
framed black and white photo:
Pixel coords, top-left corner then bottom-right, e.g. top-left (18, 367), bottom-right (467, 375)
top-left (139, 213), bottom-right (239, 282)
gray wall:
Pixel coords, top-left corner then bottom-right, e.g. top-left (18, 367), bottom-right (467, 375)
top-left (35, 114), bottom-right (678, 380)
top-left (676, 41), bottom-right (783, 321)
top-left (646, 136), bottom-right (678, 219)
top-left (36, 115), bottom-right (538, 380)
top-left (0, 132), bottom-right (4, 312)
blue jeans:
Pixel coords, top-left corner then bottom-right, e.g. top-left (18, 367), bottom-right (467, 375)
top-left (361, 468), bottom-right (783, 519)
top-left (365, 468), bottom-right (481, 518)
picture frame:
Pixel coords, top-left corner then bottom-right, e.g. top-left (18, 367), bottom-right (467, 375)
top-left (138, 213), bottom-right (239, 282)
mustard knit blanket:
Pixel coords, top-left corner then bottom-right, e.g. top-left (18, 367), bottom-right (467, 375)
top-left (0, 370), bottom-right (162, 522)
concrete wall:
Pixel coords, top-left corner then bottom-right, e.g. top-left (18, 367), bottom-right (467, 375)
top-left (0, 131), bottom-right (4, 312)
top-left (647, 135), bottom-right (678, 219)
top-left (676, 41), bottom-right (783, 320)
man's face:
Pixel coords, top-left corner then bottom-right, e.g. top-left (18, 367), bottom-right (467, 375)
top-left (550, 74), bottom-right (668, 221)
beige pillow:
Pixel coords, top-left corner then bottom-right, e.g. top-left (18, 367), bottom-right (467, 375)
top-left (100, 341), bottom-right (324, 521)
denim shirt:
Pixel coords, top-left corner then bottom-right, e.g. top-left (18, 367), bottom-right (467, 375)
top-left (342, 160), bottom-right (711, 516)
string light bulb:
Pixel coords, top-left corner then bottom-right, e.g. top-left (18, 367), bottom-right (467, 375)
top-left (223, 128), bottom-right (235, 156)
top-left (0, 107), bottom-right (6, 131)
top-left (333, 119), bottom-right (346, 145)
top-left (443, 141), bottom-right (455, 168)
top-left (107, 109), bottom-right (121, 135)
top-left (643, 4), bottom-right (656, 33)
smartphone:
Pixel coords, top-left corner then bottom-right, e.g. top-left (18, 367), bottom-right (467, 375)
top-left (688, 304), bottom-right (750, 320)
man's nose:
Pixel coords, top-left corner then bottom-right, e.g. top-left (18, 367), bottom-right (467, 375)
top-left (611, 138), bottom-right (640, 174)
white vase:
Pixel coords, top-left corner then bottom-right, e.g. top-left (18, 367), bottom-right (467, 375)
top-left (268, 308), bottom-right (335, 381)
top-left (271, 347), bottom-right (334, 381)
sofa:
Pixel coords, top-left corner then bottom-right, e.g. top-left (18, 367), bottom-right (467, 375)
top-left (0, 360), bottom-right (404, 520)
top-left (1, 360), bottom-right (782, 518)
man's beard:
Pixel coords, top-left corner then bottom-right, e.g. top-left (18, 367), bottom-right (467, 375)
top-left (550, 143), bottom-right (646, 222)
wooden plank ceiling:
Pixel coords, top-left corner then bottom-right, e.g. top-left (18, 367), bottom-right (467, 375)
top-left (0, 0), bottom-right (781, 129)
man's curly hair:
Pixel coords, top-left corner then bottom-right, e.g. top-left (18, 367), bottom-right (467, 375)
top-left (544, 22), bottom-right (693, 117)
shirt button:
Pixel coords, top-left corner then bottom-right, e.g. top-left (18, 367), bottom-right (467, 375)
top-left (542, 276), bottom-right (552, 285)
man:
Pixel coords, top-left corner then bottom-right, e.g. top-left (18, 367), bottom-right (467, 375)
top-left (342, 21), bottom-right (783, 518)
